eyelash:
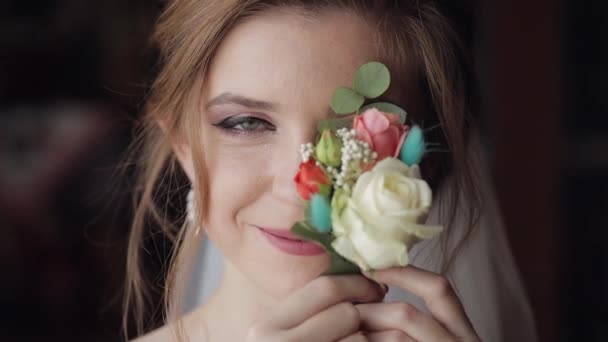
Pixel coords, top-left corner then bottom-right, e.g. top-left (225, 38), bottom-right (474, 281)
top-left (213, 115), bottom-right (276, 136)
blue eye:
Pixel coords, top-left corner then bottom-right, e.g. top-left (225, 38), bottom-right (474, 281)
top-left (213, 116), bottom-right (276, 135)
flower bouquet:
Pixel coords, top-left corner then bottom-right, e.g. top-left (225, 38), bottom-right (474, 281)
top-left (291, 61), bottom-right (443, 275)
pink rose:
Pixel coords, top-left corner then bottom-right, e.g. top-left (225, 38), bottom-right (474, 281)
top-left (354, 108), bottom-right (408, 161)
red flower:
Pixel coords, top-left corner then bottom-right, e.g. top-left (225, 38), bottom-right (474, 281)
top-left (294, 160), bottom-right (331, 200)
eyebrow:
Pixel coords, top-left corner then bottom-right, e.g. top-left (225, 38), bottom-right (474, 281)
top-left (206, 92), bottom-right (398, 117)
top-left (206, 92), bottom-right (278, 111)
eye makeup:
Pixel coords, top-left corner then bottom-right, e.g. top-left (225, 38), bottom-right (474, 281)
top-left (212, 114), bottom-right (277, 137)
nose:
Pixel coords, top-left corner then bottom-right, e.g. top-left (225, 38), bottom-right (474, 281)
top-left (271, 126), bottom-right (317, 206)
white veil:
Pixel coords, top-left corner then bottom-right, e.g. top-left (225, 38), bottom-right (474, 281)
top-left (184, 129), bottom-right (538, 342)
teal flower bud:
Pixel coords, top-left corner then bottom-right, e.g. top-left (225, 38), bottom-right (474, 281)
top-left (399, 125), bottom-right (426, 166)
top-left (307, 193), bottom-right (333, 233)
top-left (315, 129), bottom-right (342, 167)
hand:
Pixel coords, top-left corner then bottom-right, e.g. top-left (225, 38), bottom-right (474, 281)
top-left (245, 275), bottom-right (387, 342)
top-left (357, 266), bottom-right (481, 342)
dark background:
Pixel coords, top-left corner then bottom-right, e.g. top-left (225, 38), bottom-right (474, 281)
top-left (0, 0), bottom-right (604, 341)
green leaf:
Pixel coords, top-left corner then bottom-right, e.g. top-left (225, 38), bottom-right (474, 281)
top-left (317, 120), bottom-right (331, 133)
top-left (353, 62), bottom-right (390, 99)
top-left (323, 251), bottom-right (361, 275)
top-left (360, 102), bottom-right (407, 124)
top-left (316, 116), bottom-right (355, 134)
top-left (291, 222), bottom-right (334, 251)
top-left (331, 87), bottom-right (365, 114)
top-left (292, 222), bottom-right (360, 275)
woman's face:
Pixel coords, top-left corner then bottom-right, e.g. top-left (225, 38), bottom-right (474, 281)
top-left (185, 10), bottom-right (405, 299)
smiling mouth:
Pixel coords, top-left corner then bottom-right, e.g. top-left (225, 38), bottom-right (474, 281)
top-left (254, 226), bottom-right (325, 256)
top-left (255, 226), bottom-right (304, 240)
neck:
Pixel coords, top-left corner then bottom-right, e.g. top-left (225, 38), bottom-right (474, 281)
top-left (197, 258), bottom-right (279, 340)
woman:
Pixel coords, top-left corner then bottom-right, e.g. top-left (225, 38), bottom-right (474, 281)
top-left (125, 0), bottom-right (537, 340)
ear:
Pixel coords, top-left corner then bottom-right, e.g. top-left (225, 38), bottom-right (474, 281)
top-left (158, 119), bottom-right (196, 182)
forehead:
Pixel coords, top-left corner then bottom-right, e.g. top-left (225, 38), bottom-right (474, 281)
top-left (203, 9), bottom-right (381, 109)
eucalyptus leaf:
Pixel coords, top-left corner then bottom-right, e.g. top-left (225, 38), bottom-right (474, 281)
top-left (360, 102), bottom-right (407, 124)
top-left (353, 62), bottom-right (390, 99)
top-left (316, 116), bottom-right (355, 134)
top-left (331, 87), bottom-right (365, 114)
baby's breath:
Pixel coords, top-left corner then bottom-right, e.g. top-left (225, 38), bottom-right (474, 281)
top-left (300, 127), bottom-right (377, 190)
top-left (332, 127), bottom-right (377, 189)
top-left (299, 142), bottom-right (314, 162)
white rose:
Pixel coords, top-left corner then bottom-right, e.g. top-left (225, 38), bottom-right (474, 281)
top-left (330, 158), bottom-right (442, 271)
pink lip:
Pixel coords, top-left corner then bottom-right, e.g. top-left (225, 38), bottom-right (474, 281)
top-left (256, 226), bottom-right (325, 256)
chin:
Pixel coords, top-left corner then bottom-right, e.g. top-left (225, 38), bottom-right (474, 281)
top-left (259, 262), bottom-right (328, 300)
top-left (240, 224), bottom-right (332, 299)
top-left (244, 249), bottom-right (331, 300)
top-left (214, 222), bottom-right (332, 300)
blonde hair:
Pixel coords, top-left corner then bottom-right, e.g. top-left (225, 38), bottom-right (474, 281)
top-left (123, 0), bottom-right (482, 339)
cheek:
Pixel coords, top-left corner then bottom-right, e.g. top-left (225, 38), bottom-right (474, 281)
top-left (198, 133), bottom-right (331, 298)
top-left (202, 143), bottom-right (272, 247)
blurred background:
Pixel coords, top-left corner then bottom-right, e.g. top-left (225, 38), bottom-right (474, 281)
top-left (0, 0), bottom-right (604, 341)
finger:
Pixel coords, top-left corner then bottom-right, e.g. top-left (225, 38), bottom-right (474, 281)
top-left (290, 302), bottom-right (362, 342)
top-left (338, 332), bottom-right (368, 342)
top-left (271, 275), bottom-right (386, 328)
top-left (365, 330), bottom-right (416, 342)
top-left (357, 302), bottom-right (452, 341)
top-left (365, 266), bottom-right (475, 338)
